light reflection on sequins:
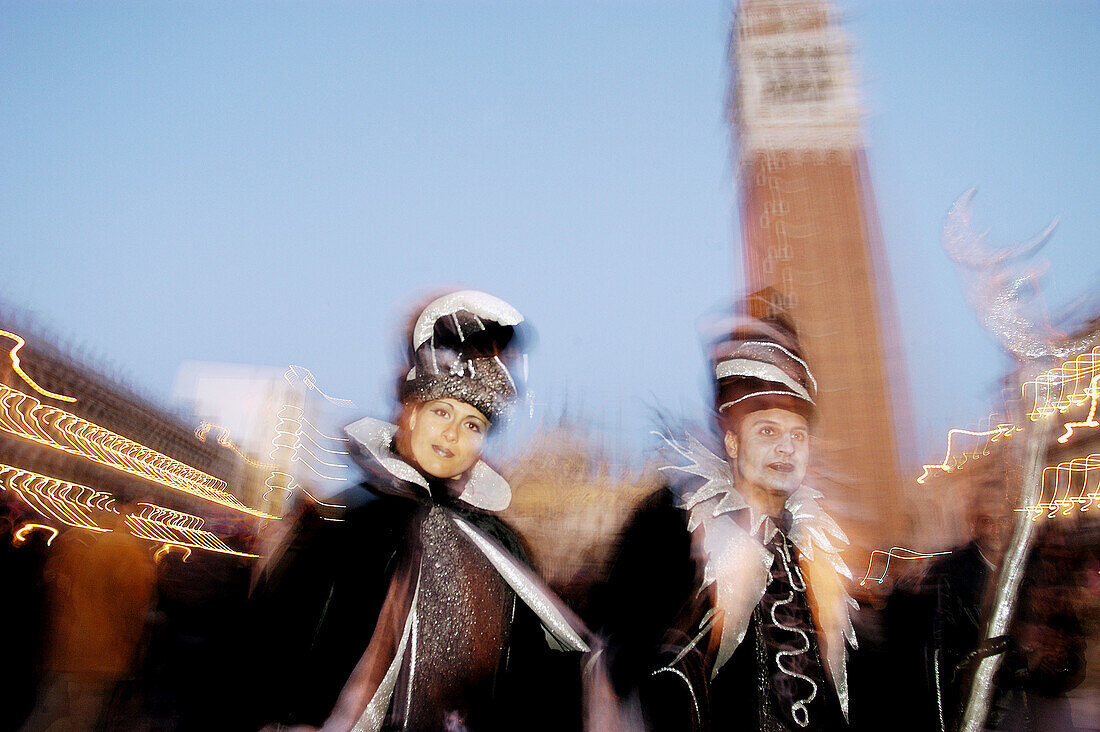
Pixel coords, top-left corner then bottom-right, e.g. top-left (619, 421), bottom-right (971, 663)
top-left (400, 507), bottom-right (510, 727)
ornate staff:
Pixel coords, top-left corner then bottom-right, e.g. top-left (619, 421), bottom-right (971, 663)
top-left (941, 189), bottom-right (1095, 732)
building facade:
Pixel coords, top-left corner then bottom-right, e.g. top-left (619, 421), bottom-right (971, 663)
top-left (0, 310), bottom-right (269, 558)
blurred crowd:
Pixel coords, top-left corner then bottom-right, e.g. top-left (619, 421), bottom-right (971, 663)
top-left (4, 470), bottom-right (1100, 732)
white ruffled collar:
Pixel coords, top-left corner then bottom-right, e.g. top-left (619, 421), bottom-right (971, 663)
top-left (659, 432), bottom-right (850, 563)
top-left (343, 416), bottom-right (511, 512)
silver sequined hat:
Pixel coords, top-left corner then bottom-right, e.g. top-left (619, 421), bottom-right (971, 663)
top-left (399, 290), bottom-right (528, 423)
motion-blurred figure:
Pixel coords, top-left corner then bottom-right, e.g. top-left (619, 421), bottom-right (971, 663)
top-left (22, 508), bottom-right (155, 732)
top-left (930, 496), bottom-right (1087, 731)
top-left (244, 291), bottom-right (588, 732)
top-left (1, 499), bottom-right (50, 732)
top-left (931, 494), bottom-right (1012, 731)
top-left (593, 310), bottom-right (855, 731)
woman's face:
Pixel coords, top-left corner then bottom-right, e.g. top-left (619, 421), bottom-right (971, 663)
top-left (405, 398), bottom-right (490, 479)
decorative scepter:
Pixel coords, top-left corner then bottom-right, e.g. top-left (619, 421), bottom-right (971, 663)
top-left (942, 189), bottom-right (1095, 732)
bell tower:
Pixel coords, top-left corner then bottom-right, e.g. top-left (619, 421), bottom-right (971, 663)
top-left (731, 0), bottom-right (911, 551)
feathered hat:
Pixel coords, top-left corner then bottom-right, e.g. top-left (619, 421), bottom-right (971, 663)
top-left (399, 290), bottom-right (529, 423)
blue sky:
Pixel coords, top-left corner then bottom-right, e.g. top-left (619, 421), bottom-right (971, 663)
top-left (3, 1), bottom-right (1097, 468)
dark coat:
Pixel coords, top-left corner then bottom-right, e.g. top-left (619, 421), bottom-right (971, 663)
top-left (589, 488), bottom-right (701, 700)
top-left (242, 478), bottom-right (583, 731)
top-left (594, 484), bottom-right (850, 732)
top-left (932, 540), bottom-right (995, 730)
top-left (930, 540), bottom-right (1086, 732)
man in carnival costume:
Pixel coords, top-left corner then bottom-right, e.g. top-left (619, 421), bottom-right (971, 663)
top-left (929, 492), bottom-right (1086, 732)
top-left (245, 290), bottom-right (589, 732)
top-left (594, 304), bottom-right (856, 731)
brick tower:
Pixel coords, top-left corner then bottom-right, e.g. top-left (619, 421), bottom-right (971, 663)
top-left (730, 0), bottom-right (911, 553)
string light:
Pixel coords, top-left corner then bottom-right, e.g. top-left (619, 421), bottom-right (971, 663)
top-left (1017, 453), bottom-right (1100, 521)
top-left (0, 463), bottom-right (112, 531)
top-left (268, 404), bottom-right (349, 483)
top-left (1022, 347), bottom-right (1100, 422)
top-left (859, 546), bottom-right (951, 586)
top-left (0, 330), bottom-right (77, 403)
top-left (299, 485), bottom-right (346, 510)
top-left (916, 424), bottom-right (1018, 484)
top-left (285, 365), bottom-right (356, 408)
top-left (269, 404), bottom-right (302, 461)
top-left (195, 422), bottom-right (279, 469)
top-left (1057, 375), bottom-right (1099, 444)
top-left (126, 502), bottom-right (258, 558)
top-left (254, 369), bottom-right (355, 508)
top-left (2, 463), bottom-right (258, 558)
top-left (0, 383), bottom-right (275, 518)
top-left (300, 419), bottom-right (350, 454)
top-left (262, 471), bottom-right (296, 504)
top-left (917, 349), bottom-right (1099, 486)
top-left (13, 522), bottom-right (59, 547)
top-left (154, 543), bottom-right (192, 563)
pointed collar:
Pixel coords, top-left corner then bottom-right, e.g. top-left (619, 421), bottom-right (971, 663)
top-left (717, 485), bottom-right (831, 552)
top-left (343, 416), bottom-right (511, 512)
top-left (661, 431), bottom-right (811, 544)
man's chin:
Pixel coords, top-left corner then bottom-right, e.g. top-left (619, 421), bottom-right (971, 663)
top-left (763, 481), bottom-right (801, 497)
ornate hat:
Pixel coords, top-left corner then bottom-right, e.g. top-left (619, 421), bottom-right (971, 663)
top-left (399, 290), bottom-right (528, 423)
top-left (705, 291), bottom-right (817, 425)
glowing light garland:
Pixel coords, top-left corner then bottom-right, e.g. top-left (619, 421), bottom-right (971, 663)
top-left (154, 543), bottom-right (192, 563)
top-left (126, 502), bottom-right (258, 558)
top-left (0, 383), bottom-right (274, 518)
top-left (300, 485), bottom-right (346, 510)
top-left (0, 463), bottom-right (112, 531)
top-left (13, 522), bottom-right (59, 546)
top-left (269, 405), bottom-right (303, 464)
top-left (2, 463), bottom-right (258, 558)
top-left (917, 423), bottom-right (1019, 484)
top-left (293, 417), bottom-right (350, 479)
top-left (262, 471), bottom-right (296, 504)
top-left (300, 419), bottom-right (350, 454)
top-left (917, 348), bottom-right (1100, 486)
top-left (859, 546), bottom-right (952, 586)
top-left (0, 330), bottom-right (77, 403)
top-left (194, 417), bottom-right (349, 507)
top-left (285, 365), bottom-right (356, 408)
top-left (255, 369), bottom-right (354, 506)
top-left (1055, 375), bottom-right (1099, 444)
top-left (267, 405), bottom-right (350, 494)
top-left (1023, 347), bottom-right (1100, 425)
top-left (1016, 452), bottom-right (1100, 520)
top-left (196, 422), bottom-right (278, 469)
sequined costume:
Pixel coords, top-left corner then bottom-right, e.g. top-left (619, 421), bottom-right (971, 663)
top-left (244, 418), bottom-right (588, 732)
top-left (594, 436), bottom-right (855, 731)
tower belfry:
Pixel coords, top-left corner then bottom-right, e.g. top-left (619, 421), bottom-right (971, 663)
top-left (731, 0), bottom-right (910, 551)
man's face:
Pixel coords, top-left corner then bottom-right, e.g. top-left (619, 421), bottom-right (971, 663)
top-left (724, 408), bottom-right (810, 501)
top-left (406, 398), bottom-right (490, 479)
top-left (971, 509), bottom-right (1010, 560)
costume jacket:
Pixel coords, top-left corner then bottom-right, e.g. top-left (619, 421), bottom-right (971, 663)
top-left (595, 434), bottom-right (857, 731)
top-left (245, 417), bottom-right (588, 732)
